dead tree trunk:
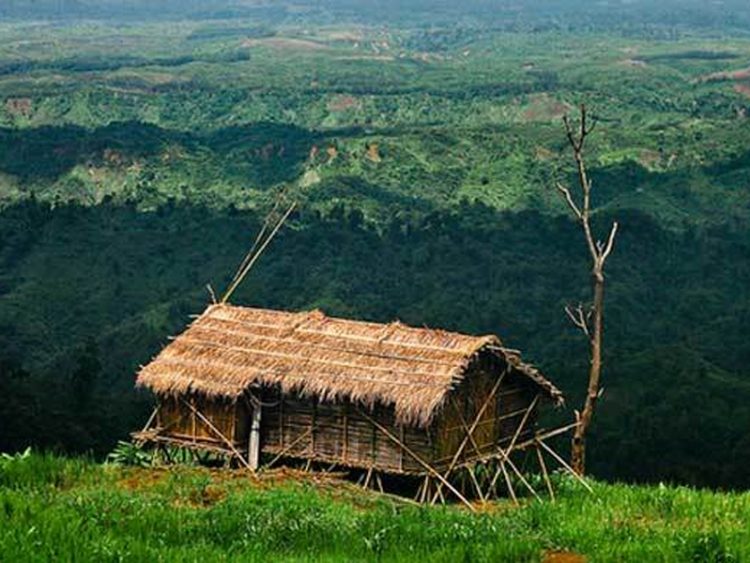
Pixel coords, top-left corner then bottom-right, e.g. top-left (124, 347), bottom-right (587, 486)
top-left (555, 104), bottom-right (618, 476)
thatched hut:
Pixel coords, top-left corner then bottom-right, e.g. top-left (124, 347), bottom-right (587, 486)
top-left (134, 304), bottom-right (563, 497)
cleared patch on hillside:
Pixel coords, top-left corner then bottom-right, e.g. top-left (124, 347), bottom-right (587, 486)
top-left (242, 37), bottom-right (330, 51)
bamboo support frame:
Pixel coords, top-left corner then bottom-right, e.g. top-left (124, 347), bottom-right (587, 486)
top-left (180, 398), bottom-right (252, 470)
top-left (431, 369), bottom-right (507, 502)
top-left (537, 438), bottom-right (594, 493)
top-left (357, 408), bottom-right (476, 511)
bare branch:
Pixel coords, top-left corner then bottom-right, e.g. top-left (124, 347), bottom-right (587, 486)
top-left (579, 104), bottom-right (587, 142)
top-left (565, 304), bottom-right (590, 337)
top-left (206, 284), bottom-right (217, 304)
top-left (556, 182), bottom-right (582, 219)
top-left (601, 221), bottom-right (619, 264)
top-left (563, 115), bottom-right (578, 151)
top-left (585, 116), bottom-right (598, 136)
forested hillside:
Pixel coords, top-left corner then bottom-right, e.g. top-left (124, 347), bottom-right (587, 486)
top-left (1, 2), bottom-right (749, 488)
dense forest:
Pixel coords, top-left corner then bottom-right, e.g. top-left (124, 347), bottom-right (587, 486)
top-left (1, 1), bottom-right (750, 489)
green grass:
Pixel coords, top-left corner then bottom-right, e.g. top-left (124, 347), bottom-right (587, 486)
top-left (0, 453), bottom-right (748, 562)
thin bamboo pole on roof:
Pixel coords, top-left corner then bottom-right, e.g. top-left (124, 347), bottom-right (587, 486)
top-left (228, 194), bottom-right (286, 287)
top-left (221, 201), bottom-right (297, 304)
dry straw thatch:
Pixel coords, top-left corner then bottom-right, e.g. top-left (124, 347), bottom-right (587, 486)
top-left (136, 304), bottom-right (562, 427)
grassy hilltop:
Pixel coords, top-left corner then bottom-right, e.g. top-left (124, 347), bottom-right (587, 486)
top-left (1, 452), bottom-right (748, 562)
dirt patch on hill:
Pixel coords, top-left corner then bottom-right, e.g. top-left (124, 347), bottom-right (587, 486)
top-left (322, 30), bottom-right (364, 42)
top-left (621, 58), bottom-right (647, 68)
top-left (328, 95), bottom-right (360, 112)
top-left (335, 55), bottom-right (395, 62)
top-left (543, 550), bottom-right (587, 563)
top-left (242, 37), bottom-right (329, 51)
top-left (734, 83), bottom-right (750, 99)
top-left (638, 149), bottom-right (662, 168)
top-left (523, 94), bottom-right (573, 122)
top-left (698, 67), bottom-right (750, 83)
top-left (366, 143), bottom-right (382, 162)
top-left (5, 97), bottom-right (32, 117)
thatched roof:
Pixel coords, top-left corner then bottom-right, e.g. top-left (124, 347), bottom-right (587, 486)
top-left (136, 304), bottom-right (563, 427)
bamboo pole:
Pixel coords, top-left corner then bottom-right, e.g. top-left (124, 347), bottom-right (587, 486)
top-left (504, 456), bottom-right (540, 501)
top-left (468, 466), bottom-right (485, 502)
top-left (452, 402), bottom-right (487, 501)
top-left (375, 473), bottom-right (385, 494)
top-left (264, 428), bottom-right (312, 469)
top-left (221, 201), bottom-right (296, 304)
top-left (453, 422), bottom-right (581, 470)
top-left (506, 395), bottom-right (540, 455)
top-left (310, 402), bottom-right (316, 455)
top-left (499, 461), bottom-right (518, 504)
top-left (279, 397), bottom-right (284, 449)
top-left (356, 408), bottom-right (475, 511)
top-left (141, 407), bottom-right (158, 432)
top-left (399, 425), bottom-right (405, 472)
top-left (248, 402), bottom-right (262, 471)
top-left (363, 466), bottom-right (374, 489)
top-left (537, 439), bottom-right (594, 493)
top-left (536, 446), bottom-right (555, 501)
top-left (486, 394), bottom-right (541, 498)
top-left (190, 397), bottom-right (197, 443)
top-left (342, 407), bottom-right (348, 463)
top-left (415, 475), bottom-right (428, 502)
top-left (498, 422), bottom-right (580, 457)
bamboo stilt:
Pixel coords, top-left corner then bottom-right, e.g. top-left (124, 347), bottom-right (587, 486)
top-left (536, 446), bottom-right (555, 501)
top-left (500, 461), bottom-right (518, 505)
top-left (418, 476), bottom-right (430, 504)
top-left (468, 466), bottom-right (485, 502)
top-left (505, 456), bottom-right (540, 501)
top-left (363, 466), bottom-right (374, 489)
top-left (375, 473), bottom-right (385, 494)
top-left (537, 439), bottom-right (594, 493)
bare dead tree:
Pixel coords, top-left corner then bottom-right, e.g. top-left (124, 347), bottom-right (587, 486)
top-left (555, 104), bottom-right (619, 476)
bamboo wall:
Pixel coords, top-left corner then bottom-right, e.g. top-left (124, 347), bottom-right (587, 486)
top-left (260, 393), bottom-right (433, 474)
top-left (154, 358), bottom-right (540, 474)
top-left (157, 396), bottom-right (245, 445)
